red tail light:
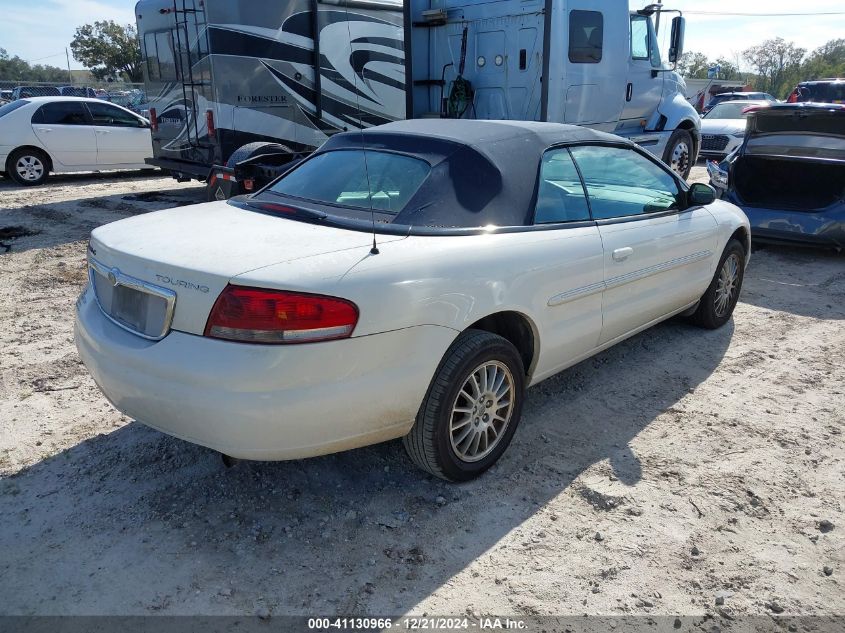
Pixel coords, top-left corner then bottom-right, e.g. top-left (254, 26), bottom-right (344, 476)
top-left (204, 286), bottom-right (359, 344)
top-left (206, 109), bottom-right (215, 137)
top-left (149, 107), bottom-right (158, 132)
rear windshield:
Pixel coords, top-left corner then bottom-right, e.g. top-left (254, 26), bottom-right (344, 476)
top-left (799, 83), bottom-right (845, 103)
top-left (0, 99), bottom-right (29, 118)
top-left (706, 102), bottom-right (755, 119)
top-left (269, 149), bottom-right (430, 214)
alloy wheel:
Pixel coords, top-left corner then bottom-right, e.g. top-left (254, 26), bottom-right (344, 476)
top-left (15, 155), bottom-right (45, 183)
top-left (449, 360), bottom-right (515, 462)
top-left (715, 253), bottom-right (740, 317)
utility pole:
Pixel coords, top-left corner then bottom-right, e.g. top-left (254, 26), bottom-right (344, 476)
top-left (66, 48), bottom-right (73, 84)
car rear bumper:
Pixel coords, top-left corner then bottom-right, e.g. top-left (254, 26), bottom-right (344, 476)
top-left (75, 284), bottom-right (457, 460)
top-left (727, 198), bottom-right (845, 248)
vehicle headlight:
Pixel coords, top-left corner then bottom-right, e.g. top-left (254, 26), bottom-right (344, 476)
top-left (731, 130), bottom-right (745, 138)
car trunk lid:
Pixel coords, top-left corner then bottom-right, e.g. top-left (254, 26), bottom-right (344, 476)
top-left (88, 200), bottom-right (403, 337)
top-left (732, 105), bottom-right (845, 210)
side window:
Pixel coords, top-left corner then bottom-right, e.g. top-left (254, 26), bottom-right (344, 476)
top-left (630, 15), bottom-right (649, 60)
top-left (86, 102), bottom-right (145, 128)
top-left (569, 146), bottom-right (681, 219)
top-left (534, 149), bottom-right (591, 224)
top-left (32, 102), bottom-right (89, 126)
top-left (144, 33), bottom-right (160, 81)
top-left (156, 31), bottom-right (178, 80)
top-left (569, 11), bottom-right (603, 64)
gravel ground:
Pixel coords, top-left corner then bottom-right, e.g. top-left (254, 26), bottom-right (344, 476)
top-left (0, 166), bottom-right (843, 624)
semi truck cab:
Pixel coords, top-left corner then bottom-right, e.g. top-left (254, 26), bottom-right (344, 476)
top-left (406, 0), bottom-right (700, 177)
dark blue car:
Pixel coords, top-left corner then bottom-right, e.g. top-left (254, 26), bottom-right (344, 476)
top-left (709, 104), bottom-right (845, 249)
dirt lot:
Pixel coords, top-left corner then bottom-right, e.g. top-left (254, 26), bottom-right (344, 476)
top-left (0, 167), bottom-right (843, 624)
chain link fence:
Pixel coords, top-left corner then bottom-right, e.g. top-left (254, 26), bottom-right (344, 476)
top-left (0, 80), bottom-right (147, 112)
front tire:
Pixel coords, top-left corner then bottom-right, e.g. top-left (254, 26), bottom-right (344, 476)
top-left (691, 239), bottom-right (745, 329)
top-left (403, 329), bottom-right (526, 481)
top-left (663, 129), bottom-right (694, 180)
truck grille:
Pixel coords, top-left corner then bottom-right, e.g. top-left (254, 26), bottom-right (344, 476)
top-left (89, 258), bottom-right (176, 340)
top-left (701, 135), bottom-right (730, 153)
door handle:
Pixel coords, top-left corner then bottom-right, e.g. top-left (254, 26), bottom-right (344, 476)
top-left (96, 129), bottom-right (111, 134)
top-left (36, 127), bottom-right (52, 132)
top-left (626, 83), bottom-right (633, 102)
top-left (612, 247), bottom-right (633, 262)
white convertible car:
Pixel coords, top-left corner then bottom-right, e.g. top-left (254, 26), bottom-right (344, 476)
top-left (75, 120), bottom-right (750, 481)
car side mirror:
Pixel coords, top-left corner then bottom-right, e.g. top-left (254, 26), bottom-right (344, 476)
top-left (688, 182), bottom-right (716, 206)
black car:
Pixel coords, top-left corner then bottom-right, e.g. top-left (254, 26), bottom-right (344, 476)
top-left (788, 79), bottom-right (845, 105)
top-left (703, 92), bottom-right (778, 114)
top-left (709, 104), bottom-right (845, 248)
top-left (11, 86), bottom-right (61, 100)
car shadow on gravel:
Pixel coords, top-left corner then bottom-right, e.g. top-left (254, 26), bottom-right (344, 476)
top-left (740, 245), bottom-right (845, 320)
top-left (0, 319), bottom-right (733, 616)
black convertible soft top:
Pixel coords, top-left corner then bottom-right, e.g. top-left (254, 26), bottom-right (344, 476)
top-left (311, 120), bottom-right (630, 229)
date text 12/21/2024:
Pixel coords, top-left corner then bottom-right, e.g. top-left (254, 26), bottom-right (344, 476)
top-left (307, 618), bottom-right (527, 630)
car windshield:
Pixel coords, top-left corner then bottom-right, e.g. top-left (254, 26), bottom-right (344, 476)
top-left (0, 99), bottom-right (29, 118)
top-left (268, 149), bottom-right (431, 215)
top-left (705, 102), bottom-right (755, 119)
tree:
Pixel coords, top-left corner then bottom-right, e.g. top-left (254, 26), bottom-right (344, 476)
top-left (801, 38), bottom-right (845, 80)
top-left (0, 48), bottom-right (69, 82)
top-left (70, 21), bottom-right (142, 82)
top-left (678, 51), bottom-right (710, 79)
top-left (713, 57), bottom-right (740, 81)
top-left (743, 38), bottom-right (806, 98)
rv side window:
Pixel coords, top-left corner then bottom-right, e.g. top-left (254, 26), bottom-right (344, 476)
top-left (156, 31), bottom-right (178, 81)
top-left (569, 11), bottom-right (603, 64)
top-left (630, 15), bottom-right (649, 60)
top-left (144, 33), bottom-right (160, 81)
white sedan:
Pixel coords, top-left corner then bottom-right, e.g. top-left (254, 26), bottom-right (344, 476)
top-left (0, 96), bottom-right (153, 185)
top-left (699, 100), bottom-right (771, 160)
top-left (75, 120), bottom-right (750, 481)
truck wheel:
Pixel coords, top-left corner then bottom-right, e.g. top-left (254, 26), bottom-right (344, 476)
top-left (690, 239), bottom-right (745, 329)
top-left (403, 329), bottom-right (526, 482)
top-left (663, 129), bottom-right (694, 180)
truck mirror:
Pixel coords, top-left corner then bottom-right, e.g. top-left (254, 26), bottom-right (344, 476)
top-left (668, 16), bottom-right (685, 64)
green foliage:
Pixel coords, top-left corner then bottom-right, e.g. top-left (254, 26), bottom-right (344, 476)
top-left (0, 48), bottom-right (69, 82)
top-left (801, 39), bottom-right (845, 81)
top-left (70, 21), bottom-right (142, 83)
top-left (678, 51), bottom-right (710, 79)
top-left (678, 52), bottom-right (741, 81)
top-left (743, 38), bottom-right (806, 98)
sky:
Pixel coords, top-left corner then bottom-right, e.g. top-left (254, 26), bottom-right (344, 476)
top-left (1, 0), bottom-right (844, 71)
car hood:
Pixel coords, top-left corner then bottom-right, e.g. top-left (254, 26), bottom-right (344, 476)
top-left (89, 200), bottom-right (405, 335)
top-left (701, 119), bottom-right (745, 135)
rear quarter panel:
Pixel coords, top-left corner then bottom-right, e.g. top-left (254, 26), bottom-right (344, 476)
top-left (236, 226), bottom-right (606, 382)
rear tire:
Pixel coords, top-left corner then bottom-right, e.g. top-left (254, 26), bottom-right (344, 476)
top-left (403, 329), bottom-right (526, 481)
top-left (690, 239), bottom-right (746, 329)
top-left (6, 148), bottom-right (50, 186)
